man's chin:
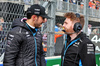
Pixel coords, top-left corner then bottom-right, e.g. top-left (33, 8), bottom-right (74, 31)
top-left (39, 25), bottom-right (42, 27)
top-left (36, 25), bottom-right (42, 28)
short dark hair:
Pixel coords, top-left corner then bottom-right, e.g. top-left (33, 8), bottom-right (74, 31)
top-left (26, 13), bottom-right (33, 19)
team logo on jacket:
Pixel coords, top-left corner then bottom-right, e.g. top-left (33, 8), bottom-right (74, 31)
top-left (87, 44), bottom-right (94, 54)
top-left (26, 32), bottom-right (29, 34)
top-left (8, 34), bottom-right (14, 40)
top-left (73, 42), bottom-right (80, 47)
top-left (26, 32), bottom-right (30, 37)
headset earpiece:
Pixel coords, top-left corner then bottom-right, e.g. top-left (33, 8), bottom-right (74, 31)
top-left (73, 22), bottom-right (82, 33)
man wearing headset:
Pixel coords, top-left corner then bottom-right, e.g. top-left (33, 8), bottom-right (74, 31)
top-left (3, 4), bottom-right (50, 66)
top-left (61, 12), bottom-right (96, 66)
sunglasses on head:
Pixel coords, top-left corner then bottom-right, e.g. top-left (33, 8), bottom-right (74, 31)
top-left (75, 13), bottom-right (80, 18)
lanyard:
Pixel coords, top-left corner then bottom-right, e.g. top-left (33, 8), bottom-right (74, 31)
top-left (26, 24), bottom-right (38, 36)
top-left (62, 35), bottom-right (80, 66)
top-left (26, 23), bottom-right (38, 66)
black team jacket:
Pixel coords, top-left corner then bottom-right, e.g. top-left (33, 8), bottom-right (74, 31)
top-left (3, 18), bottom-right (46, 66)
top-left (61, 32), bottom-right (96, 66)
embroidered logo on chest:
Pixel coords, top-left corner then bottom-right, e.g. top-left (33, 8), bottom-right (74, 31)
top-left (73, 42), bottom-right (80, 47)
top-left (25, 32), bottom-right (31, 38)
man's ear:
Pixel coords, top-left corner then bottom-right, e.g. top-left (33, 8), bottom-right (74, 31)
top-left (32, 15), bottom-right (37, 20)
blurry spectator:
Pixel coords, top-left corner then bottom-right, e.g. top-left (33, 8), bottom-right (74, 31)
top-left (57, 23), bottom-right (63, 30)
top-left (89, 0), bottom-right (96, 9)
top-left (95, 0), bottom-right (100, 9)
top-left (55, 25), bottom-right (60, 32)
top-left (63, 0), bottom-right (68, 2)
top-left (23, 0), bottom-right (31, 4)
top-left (0, 16), bottom-right (4, 23)
top-left (80, 0), bottom-right (84, 5)
top-left (54, 23), bottom-right (64, 55)
top-left (42, 24), bottom-right (64, 54)
top-left (69, 0), bottom-right (82, 5)
top-left (0, 16), bottom-right (4, 56)
top-left (43, 33), bottom-right (47, 46)
top-left (92, 28), bottom-right (99, 34)
top-left (76, 0), bottom-right (82, 5)
top-left (42, 33), bottom-right (47, 52)
top-left (89, 0), bottom-right (100, 9)
top-left (87, 24), bottom-right (92, 37)
top-left (54, 24), bottom-right (63, 44)
top-left (70, 0), bottom-right (76, 4)
top-left (0, 16), bottom-right (4, 41)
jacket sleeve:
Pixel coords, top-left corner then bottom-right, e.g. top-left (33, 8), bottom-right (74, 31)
top-left (3, 31), bottom-right (22, 66)
top-left (79, 41), bottom-right (96, 66)
top-left (40, 38), bottom-right (46, 66)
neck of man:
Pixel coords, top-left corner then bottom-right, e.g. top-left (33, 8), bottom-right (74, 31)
top-left (69, 33), bottom-right (78, 41)
top-left (26, 19), bottom-right (35, 27)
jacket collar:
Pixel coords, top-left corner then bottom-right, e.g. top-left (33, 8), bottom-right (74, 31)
top-left (67, 32), bottom-right (87, 42)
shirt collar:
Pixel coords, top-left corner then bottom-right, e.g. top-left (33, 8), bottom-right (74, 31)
top-left (27, 23), bottom-right (35, 29)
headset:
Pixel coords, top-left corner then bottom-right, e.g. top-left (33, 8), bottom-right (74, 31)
top-left (73, 13), bottom-right (82, 33)
top-left (73, 22), bottom-right (82, 33)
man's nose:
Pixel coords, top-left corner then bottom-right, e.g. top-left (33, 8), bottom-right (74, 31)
top-left (43, 18), bottom-right (47, 23)
top-left (63, 24), bottom-right (65, 27)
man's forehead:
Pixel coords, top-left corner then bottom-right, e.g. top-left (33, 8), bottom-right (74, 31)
top-left (64, 18), bottom-right (72, 23)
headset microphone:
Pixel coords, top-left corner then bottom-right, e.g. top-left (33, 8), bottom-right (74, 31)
top-left (62, 30), bottom-right (76, 34)
top-left (57, 24), bottom-right (76, 34)
top-left (57, 22), bottom-right (82, 34)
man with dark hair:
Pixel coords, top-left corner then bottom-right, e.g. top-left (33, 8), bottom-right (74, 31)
top-left (61, 12), bottom-right (96, 66)
top-left (0, 16), bottom-right (5, 56)
top-left (3, 4), bottom-right (50, 66)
